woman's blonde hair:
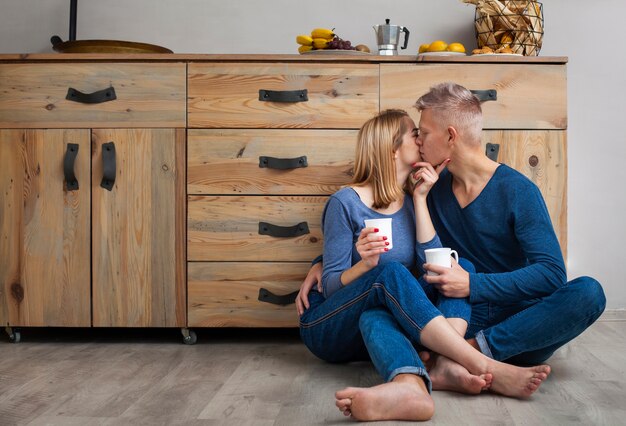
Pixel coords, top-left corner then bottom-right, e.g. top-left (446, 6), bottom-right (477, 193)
top-left (352, 109), bottom-right (412, 209)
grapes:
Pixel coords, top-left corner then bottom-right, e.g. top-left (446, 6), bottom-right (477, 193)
top-left (329, 36), bottom-right (355, 50)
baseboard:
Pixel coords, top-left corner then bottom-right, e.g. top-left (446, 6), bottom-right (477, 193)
top-left (599, 309), bottom-right (626, 321)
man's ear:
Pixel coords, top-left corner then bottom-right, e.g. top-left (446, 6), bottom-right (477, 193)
top-left (447, 126), bottom-right (459, 146)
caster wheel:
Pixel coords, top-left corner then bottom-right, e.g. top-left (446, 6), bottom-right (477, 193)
top-left (181, 328), bottom-right (197, 345)
top-left (6, 327), bottom-right (20, 343)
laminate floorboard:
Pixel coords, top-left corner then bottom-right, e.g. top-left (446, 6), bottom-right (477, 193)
top-left (1, 321), bottom-right (625, 425)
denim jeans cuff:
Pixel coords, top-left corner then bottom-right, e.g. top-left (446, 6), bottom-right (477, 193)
top-left (475, 330), bottom-right (495, 359)
top-left (387, 367), bottom-right (432, 394)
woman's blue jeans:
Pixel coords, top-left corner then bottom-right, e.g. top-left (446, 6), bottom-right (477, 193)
top-left (299, 261), bottom-right (472, 392)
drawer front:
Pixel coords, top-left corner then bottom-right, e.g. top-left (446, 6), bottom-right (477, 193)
top-left (482, 130), bottom-right (567, 256)
top-left (187, 129), bottom-right (356, 195)
top-left (188, 262), bottom-right (308, 327)
top-left (0, 63), bottom-right (186, 128)
top-left (188, 63), bottom-right (379, 128)
top-left (381, 64), bottom-right (566, 130)
top-left (188, 195), bottom-right (325, 261)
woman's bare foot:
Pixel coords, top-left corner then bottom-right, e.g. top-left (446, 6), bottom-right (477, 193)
top-left (335, 374), bottom-right (434, 421)
top-left (486, 361), bottom-right (551, 398)
top-left (427, 354), bottom-right (492, 394)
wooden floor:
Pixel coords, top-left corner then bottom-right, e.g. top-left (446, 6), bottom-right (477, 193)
top-left (1, 319), bottom-right (625, 425)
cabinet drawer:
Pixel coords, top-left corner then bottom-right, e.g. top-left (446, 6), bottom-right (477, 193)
top-left (188, 195), bottom-right (325, 261)
top-left (188, 129), bottom-right (356, 194)
top-left (0, 63), bottom-right (186, 128)
top-left (188, 63), bottom-right (378, 128)
top-left (381, 64), bottom-right (566, 130)
top-left (482, 130), bottom-right (567, 256)
top-left (188, 262), bottom-right (307, 327)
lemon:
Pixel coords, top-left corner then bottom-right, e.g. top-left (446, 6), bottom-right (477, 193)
top-left (446, 42), bottom-right (466, 53)
top-left (427, 40), bottom-right (448, 52)
top-left (418, 43), bottom-right (430, 54)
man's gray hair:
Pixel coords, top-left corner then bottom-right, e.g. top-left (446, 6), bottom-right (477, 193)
top-left (415, 82), bottom-right (483, 144)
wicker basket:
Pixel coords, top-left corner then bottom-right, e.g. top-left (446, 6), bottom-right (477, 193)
top-left (473, 0), bottom-right (543, 56)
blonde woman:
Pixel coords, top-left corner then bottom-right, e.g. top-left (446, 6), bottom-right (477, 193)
top-left (298, 109), bottom-right (550, 422)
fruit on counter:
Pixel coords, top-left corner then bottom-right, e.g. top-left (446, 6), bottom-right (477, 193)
top-left (447, 43), bottom-right (466, 53)
top-left (355, 44), bottom-right (371, 53)
top-left (418, 43), bottom-right (430, 54)
top-left (419, 41), bottom-right (466, 54)
top-left (327, 37), bottom-right (355, 50)
top-left (296, 27), bottom-right (361, 53)
top-left (296, 35), bottom-right (313, 46)
top-left (427, 40), bottom-right (448, 52)
top-left (311, 28), bottom-right (335, 40)
top-left (313, 38), bottom-right (330, 49)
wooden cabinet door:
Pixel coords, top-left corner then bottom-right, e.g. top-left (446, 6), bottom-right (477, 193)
top-left (91, 129), bottom-right (186, 327)
top-left (0, 129), bottom-right (90, 326)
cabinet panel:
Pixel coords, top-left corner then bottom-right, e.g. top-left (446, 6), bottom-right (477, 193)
top-left (483, 130), bottom-right (567, 256)
top-left (381, 64), bottom-right (567, 130)
top-left (188, 63), bottom-right (378, 128)
top-left (0, 63), bottom-right (186, 129)
top-left (92, 129), bottom-right (186, 327)
top-left (187, 129), bottom-right (356, 195)
top-left (188, 262), bottom-right (308, 327)
top-left (0, 129), bottom-right (90, 326)
top-left (188, 195), bottom-right (325, 261)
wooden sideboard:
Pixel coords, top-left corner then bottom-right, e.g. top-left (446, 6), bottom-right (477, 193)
top-left (0, 54), bottom-right (567, 342)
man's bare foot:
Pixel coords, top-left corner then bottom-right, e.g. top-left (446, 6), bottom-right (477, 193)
top-left (487, 362), bottom-right (551, 398)
top-left (428, 354), bottom-right (492, 394)
top-left (335, 374), bottom-right (434, 421)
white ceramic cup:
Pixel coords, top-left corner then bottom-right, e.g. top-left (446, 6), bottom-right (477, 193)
top-left (424, 247), bottom-right (459, 276)
top-left (364, 218), bottom-right (393, 250)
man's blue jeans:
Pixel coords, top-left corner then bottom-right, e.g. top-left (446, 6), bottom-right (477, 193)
top-left (467, 276), bottom-right (606, 365)
top-left (299, 261), bottom-right (472, 392)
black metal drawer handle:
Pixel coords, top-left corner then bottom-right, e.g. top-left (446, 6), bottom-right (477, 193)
top-left (259, 89), bottom-right (308, 103)
top-left (63, 143), bottom-right (79, 191)
top-left (259, 221), bottom-right (310, 238)
top-left (66, 87), bottom-right (117, 104)
top-left (101, 142), bottom-right (116, 191)
top-left (486, 143), bottom-right (500, 161)
top-left (259, 156), bottom-right (308, 170)
top-left (470, 89), bottom-right (497, 102)
top-left (258, 288), bottom-right (298, 306)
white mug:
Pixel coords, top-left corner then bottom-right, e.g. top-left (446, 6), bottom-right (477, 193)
top-left (364, 218), bottom-right (393, 250)
top-left (424, 247), bottom-right (459, 276)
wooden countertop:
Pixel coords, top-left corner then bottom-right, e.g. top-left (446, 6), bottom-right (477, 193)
top-left (0, 53), bottom-right (568, 64)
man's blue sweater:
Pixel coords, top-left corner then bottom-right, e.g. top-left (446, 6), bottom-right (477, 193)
top-left (427, 165), bottom-right (567, 305)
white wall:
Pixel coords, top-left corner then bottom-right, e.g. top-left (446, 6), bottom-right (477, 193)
top-left (2, 0), bottom-right (625, 309)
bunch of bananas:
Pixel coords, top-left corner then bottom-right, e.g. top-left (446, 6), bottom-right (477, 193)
top-left (296, 28), bottom-right (335, 54)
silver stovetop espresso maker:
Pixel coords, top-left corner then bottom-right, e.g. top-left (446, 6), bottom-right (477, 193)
top-left (373, 18), bottom-right (410, 55)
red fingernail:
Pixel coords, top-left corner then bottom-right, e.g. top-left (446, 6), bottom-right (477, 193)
top-left (374, 228), bottom-right (379, 232)
top-left (384, 248), bottom-right (389, 252)
top-left (382, 236), bottom-right (387, 240)
top-left (385, 242), bottom-right (389, 246)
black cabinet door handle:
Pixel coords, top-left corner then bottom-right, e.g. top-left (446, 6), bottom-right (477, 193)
top-left (100, 142), bottom-right (116, 191)
top-left (66, 87), bottom-right (117, 104)
top-left (470, 89), bottom-right (497, 102)
top-left (486, 143), bottom-right (500, 161)
top-left (258, 221), bottom-right (310, 238)
top-left (63, 143), bottom-right (79, 191)
top-left (258, 288), bottom-right (298, 306)
top-left (259, 156), bottom-right (308, 170)
top-left (258, 89), bottom-right (308, 103)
